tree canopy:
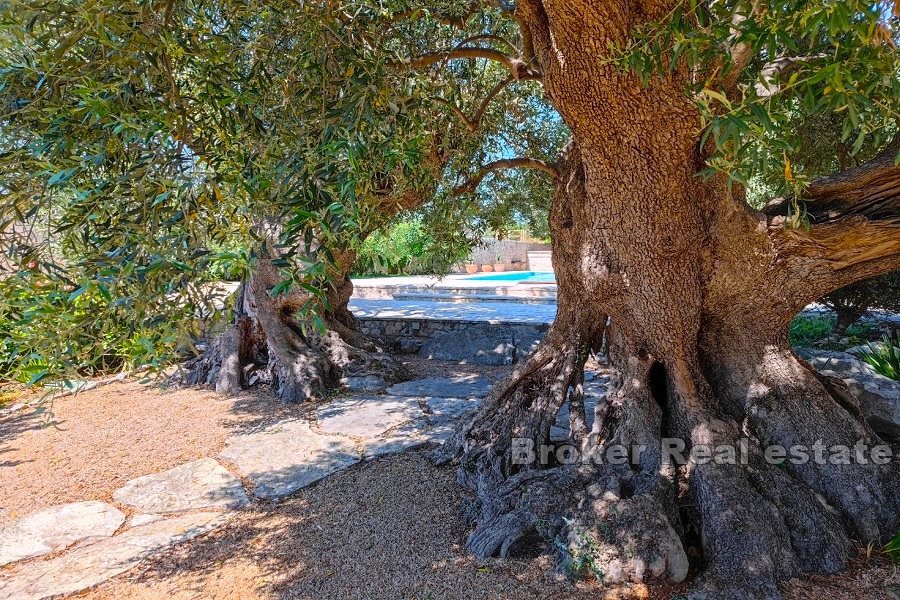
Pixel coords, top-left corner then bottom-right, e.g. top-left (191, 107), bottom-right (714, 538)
top-left (0, 0), bottom-right (562, 382)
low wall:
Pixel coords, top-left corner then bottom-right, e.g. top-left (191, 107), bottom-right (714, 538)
top-left (464, 239), bottom-right (550, 271)
top-left (526, 250), bottom-right (553, 272)
top-left (358, 317), bottom-right (549, 365)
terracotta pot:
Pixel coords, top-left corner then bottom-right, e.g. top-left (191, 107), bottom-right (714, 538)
top-left (465, 264), bottom-right (478, 274)
top-left (494, 263), bottom-right (506, 272)
top-left (481, 264), bottom-right (494, 272)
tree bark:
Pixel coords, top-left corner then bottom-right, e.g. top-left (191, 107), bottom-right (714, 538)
top-left (185, 141), bottom-right (452, 402)
top-left (184, 251), bottom-right (408, 402)
top-left (439, 2), bottom-right (900, 597)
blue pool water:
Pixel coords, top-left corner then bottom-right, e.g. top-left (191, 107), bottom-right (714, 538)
top-left (465, 271), bottom-right (556, 283)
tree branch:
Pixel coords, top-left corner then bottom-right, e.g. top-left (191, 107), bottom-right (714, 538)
top-left (765, 143), bottom-right (900, 300)
top-left (765, 142), bottom-right (900, 223)
top-left (753, 53), bottom-right (828, 98)
top-left (453, 157), bottom-right (558, 195)
top-left (720, 0), bottom-right (762, 93)
top-left (396, 47), bottom-right (541, 80)
top-left (455, 34), bottom-right (519, 54)
top-left (434, 74), bottom-right (515, 132)
top-left (387, 3), bottom-right (481, 29)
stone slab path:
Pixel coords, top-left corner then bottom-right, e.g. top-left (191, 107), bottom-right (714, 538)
top-left (0, 371), bottom-right (592, 599)
top-left (219, 420), bottom-right (361, 500)
top-left (113, 458), bottom-right (249, 514)
top-left (385, 375), bottom-right (493, 398)
top-left (0, 511), bottom-right (228, 600)
top-left (0, 502), bottom-right (124, 567)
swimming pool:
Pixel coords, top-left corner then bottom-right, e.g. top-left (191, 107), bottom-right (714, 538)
top-left (465, 271), bottom-right (556, 283)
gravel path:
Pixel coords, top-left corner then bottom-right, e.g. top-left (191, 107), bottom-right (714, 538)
top-left (0, 382), bottom-right (303, 525)
top-left (2, 369), bottom-right (896, 599)
top-left (79, 452), bottom-right (672, 600)
top-left (78, 451), bottom-right (896, 600)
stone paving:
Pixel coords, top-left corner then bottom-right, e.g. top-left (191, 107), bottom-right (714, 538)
top-left (0, 372), bottom-right (520, 600)
top-left (349, 298), bottom-right (555, 325)
top-left (0, 502), bottom-right (125, 567)
top-left (219, 420), bottom-right (361, 500)
top-left (113, 458), bottom-right (249, 514)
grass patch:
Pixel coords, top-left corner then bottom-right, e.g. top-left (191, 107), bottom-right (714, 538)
top-left (858, 335), bottom-right (900, 381)
top-left (789, 315), bottom-right (834, 348)
top-left (788, 314), bottom-right (883, 350)
top-left (886, 533), bottom-right (900, 563)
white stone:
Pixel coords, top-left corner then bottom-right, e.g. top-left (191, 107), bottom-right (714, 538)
top-left (0, 501), bottom-right (125, 567)
top-left (341, 375), bottom-right (388, 392)
top-left (112, 458), bottom-right (249, 514)
top-left (316, 395), bottom-right (422, 438)
top-left (220, 420), bottom-right (360, 499)
top-left (129, 514), bottom-right (163, 527)
top-left (0, 511), bottom-right (228, 600)
top-left (798, 348), bottom-right (900, 440)
top-left (363, 420), bottom-right (428, 457)
top-left (386, 375), bottom-right (494, 398)
top-left (425, 396), bottom-right (480, 421)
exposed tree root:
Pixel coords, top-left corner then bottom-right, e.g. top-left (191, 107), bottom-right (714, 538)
top-left (439, 323), bottom-right (899, 597)
top-left (184, 259), bottom-right (408, 402)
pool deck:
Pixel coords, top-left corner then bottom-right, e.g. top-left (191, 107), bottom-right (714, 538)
top-left (351, 273), bottom-right (557, 300)
top-left (349, 298), bottom-right (556, 325)
top-left (349, 272), bottom-right (558, 324)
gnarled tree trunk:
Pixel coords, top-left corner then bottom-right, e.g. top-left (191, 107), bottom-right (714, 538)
top-left (439, 2), bottom-right (900, 597)
top-left (185, 142), bottom-right (451, 402)
top-left (185, 249), bottom-right (408, 402)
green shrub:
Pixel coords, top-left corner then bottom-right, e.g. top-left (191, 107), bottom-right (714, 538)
top-left (0, 271), bottom-right (195, 386)
top-left (820, 271), bottom-right (900, 333)
top-left (858, 335), bottom-right (900, 381)
top-left (354, 220), bottom-right (467, 276)
top-left (788, 315), bottom-right (834, 348)
top-left (788, 314), bottom-right (883, 350)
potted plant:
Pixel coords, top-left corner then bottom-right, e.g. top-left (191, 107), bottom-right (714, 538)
top-left (494, 253), bottom-right (506, 272)
top-left (481, 263), bottom-right (494, 272)
top-left (465, 262), bottom-right (478, 274)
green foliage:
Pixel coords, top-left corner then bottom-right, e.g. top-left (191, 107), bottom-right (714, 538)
top-left (206, 246), bottom-right (252, 283)
top-left (0, 0), bottom-right (564, 383)
top-left (788, 315), bottom-right (835, 347)
top-left (355, 220), bottom-right (430, 276)
top-left (858, 334), bottom-right (900, 380)
top-left (821, 271), bottom-right (900, 328)
top-left (788, 313), bottom-right (881, 349)
top-left (557, 525), bottom-right (607, 582)
top-left (0, 270), bottom-right (198, 384)
top-left (613, 0), bottom-right (900, 191)
top-left (354, 219), bottom-right (469, 276)
top-left (886, 532), bottom-right (900, 563)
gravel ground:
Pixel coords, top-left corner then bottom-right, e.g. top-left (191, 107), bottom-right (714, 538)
top-left (82, 451), bottom-right (684, 600)
top-left (82, 451), bottom-right (896, 600)
top-left (400, 354), bottom-right (511, 382)
top-left (2, 366), bottom-right (897, 599)
top-left (0, 380), bottom-right (305, 525)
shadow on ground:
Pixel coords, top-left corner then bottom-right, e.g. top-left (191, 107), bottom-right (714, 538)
top-left (83, 452), bottom-right (636, 600)
top-left (84, 449), bottom-right (898, 600)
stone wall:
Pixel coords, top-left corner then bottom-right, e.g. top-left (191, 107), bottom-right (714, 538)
top-left (359, 317), bottom-right (549, 365)
top-left (464, 239), bottom-right (550, 271)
